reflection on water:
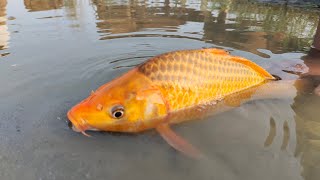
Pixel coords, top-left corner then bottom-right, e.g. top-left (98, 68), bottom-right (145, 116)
top-left (0, 0), bottom-right (9, 55)
top-left (264, 117), bottom-right (276, 147)
top-left (1, 0), bottom-right (320, 180)
top-left (91, 0), bottom-right (319, 56)
top-left (24, 0), bottom-right (63, 12)
top-left (204, 1), bottom-right (319, 56)
top-left (92, 0), bottom-right (187, 37)
top-left (312, 18), bottom-right (320, 50)
top-left (293, 49), bottom-right (320, 180)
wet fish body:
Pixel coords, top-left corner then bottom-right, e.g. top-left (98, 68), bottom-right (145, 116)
top-left (68, 48), bottom-right (283, 158)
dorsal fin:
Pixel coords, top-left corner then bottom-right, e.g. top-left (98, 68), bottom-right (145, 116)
top-left (200, 48), bottom-right (229, 55)
top-left (230, 56), bottom-right (275, 80)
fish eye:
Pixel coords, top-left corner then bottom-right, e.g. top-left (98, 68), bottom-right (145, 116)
top-left (110, 105), bottom-right (125, 119)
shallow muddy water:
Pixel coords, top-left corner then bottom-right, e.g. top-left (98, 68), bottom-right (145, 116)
top-left (1, 0), bottom-right (320, 180)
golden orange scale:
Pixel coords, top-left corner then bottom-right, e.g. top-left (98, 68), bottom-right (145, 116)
top-left (138, 49), bottom-right (274, 112)
top-left (67, 48), bottom-right (277, 158)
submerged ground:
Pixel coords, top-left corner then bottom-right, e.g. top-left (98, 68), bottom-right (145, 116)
top-left (0, 0), bottom-right (320, 180)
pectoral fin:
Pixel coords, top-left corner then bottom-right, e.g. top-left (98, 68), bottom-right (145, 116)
top-left (156, 123), bottom-right (204, 159)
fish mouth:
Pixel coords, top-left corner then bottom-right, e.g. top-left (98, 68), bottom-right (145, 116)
top-left (67, 109), bottom-right (93, 137)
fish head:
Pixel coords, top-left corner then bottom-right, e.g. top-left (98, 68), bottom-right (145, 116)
top-left (67, 69), bottom-right (168, 135)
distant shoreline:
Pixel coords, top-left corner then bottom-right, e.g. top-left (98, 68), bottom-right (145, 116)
top-left (253, 0), bottom-right (320, 9)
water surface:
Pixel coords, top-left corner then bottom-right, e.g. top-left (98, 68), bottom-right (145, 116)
top-left (1, 0), bottom-right (320, 180)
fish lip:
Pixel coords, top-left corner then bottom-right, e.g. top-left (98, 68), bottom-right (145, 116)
top-left (67, 109), bottom-right (92, 137)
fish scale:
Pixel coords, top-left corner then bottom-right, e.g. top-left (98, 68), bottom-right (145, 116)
top-left (138, 49), bottom-right (274, 111)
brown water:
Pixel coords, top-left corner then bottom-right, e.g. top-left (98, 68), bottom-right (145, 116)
top-left (1, 0), bottom-right (320, 180)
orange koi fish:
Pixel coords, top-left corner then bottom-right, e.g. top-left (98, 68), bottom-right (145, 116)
top-left (67, 48), bottom-right (295, 158)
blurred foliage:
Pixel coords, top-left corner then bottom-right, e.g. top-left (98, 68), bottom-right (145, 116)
top-left (206, 0), bottom-right (320, 53)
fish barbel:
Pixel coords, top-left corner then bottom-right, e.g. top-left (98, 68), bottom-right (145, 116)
top-left (67, 48), bottom-right (296, 158)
